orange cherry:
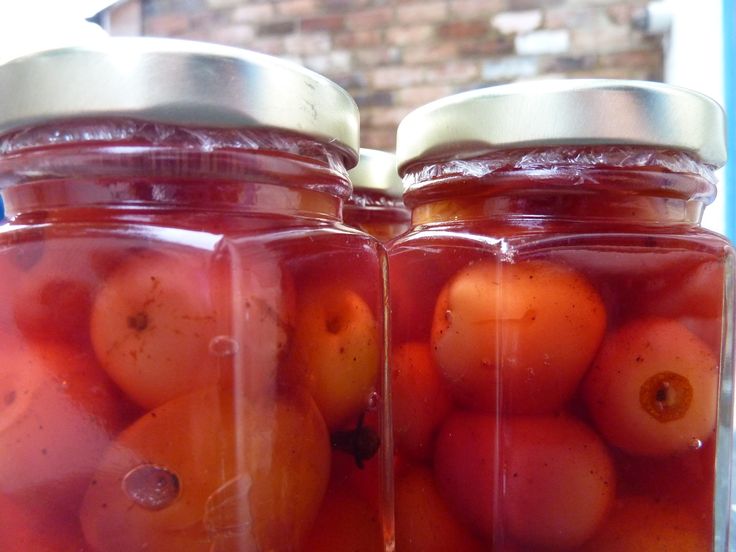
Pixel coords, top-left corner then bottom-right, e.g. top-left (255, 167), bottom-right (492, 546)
top-left (433, 411), bottom-right (499, 540)
top-left (80, 387), bottom-right (330, 552)
top-left (584, 317), bottom-right (718, 456)
top-left (431, 259), bottom-right (606, 413)
top-left (90, 250), bottom-right (218, 409)
top-left (392, 342), bottom-right (452, 460)
top-left (502, 416), bottom-right (615, 550)
top-left (396, 466), bottom-right (485, 552)
top-left (289, 284), bottom-right (380, 429)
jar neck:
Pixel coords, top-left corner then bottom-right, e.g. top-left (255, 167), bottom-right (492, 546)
top-left (0, 120), bottom-right (351, 222)
top-left (403, 148), bottom-right (717, 228)
top-left (2, 178), bottom-right (342, 223)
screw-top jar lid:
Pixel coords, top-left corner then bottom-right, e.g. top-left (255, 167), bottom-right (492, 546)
top-left (348, 149), bottom-right (403, 197)
top-left (396, 79), bottom-right (727, 171)
top-left (0, 38), bottom-right (360, 166)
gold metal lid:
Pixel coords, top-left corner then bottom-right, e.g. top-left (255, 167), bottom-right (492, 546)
top-left (347, 149), bottom-right (403, 197)
top-left (0, 37), bottom-right (360, 166)
top-left (396, 79), bottom-right (726, 171)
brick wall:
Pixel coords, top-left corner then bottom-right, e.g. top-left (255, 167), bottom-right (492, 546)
top-left (108, 0), bottom-right (664, 151)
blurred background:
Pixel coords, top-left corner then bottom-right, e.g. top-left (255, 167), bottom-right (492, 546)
top-left (0, 0), bottom-right (732, 235)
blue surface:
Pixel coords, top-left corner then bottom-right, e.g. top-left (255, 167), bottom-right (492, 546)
top-left (724, 0), bottom-right (735, 240)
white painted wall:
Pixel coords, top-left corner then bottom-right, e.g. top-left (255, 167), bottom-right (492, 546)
top-left (658, 0), bottom-right (726, 234)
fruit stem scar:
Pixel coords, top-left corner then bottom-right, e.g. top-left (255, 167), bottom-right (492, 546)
top-left (127, 312), bottom-right (149, 331)
top-left (640, 371), bottom-right (693, 423)
top-left (122, 464), bottom-right (180, 511)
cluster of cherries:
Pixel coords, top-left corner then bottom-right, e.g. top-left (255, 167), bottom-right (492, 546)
top-left (0, 236), bottom-right (385, 552)
top-left (391, 256), bottom-right (719, 551)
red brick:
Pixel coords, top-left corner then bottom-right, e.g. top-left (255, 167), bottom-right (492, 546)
top-left (396, 2), bottom-right (448, 24)
top-left (276, 0), bottom-right (318, 17)
top-left (385, 25), bottom-right (435, 47)
top-left (344, 7), bottom-right (394, 30)
top-left (257, 21), bottom-right (297, 36)
top-left (402, 42), bottom-right (458, 65)
top-left (334, 29), bottom-right (383, 48)
top-left (457, 35), bottom-right (514, 56)
top-left (301, 14), bottom-right (346, 32)
top-left (438, 21), bottom-right (489, 39)
top-left (597, 48), bottom-right (662, 68)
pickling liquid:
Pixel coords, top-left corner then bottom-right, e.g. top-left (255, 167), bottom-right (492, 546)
top-left (388, 169), bottom-right (733, 551)
top-left (0, 174), bottom-right (391, 552)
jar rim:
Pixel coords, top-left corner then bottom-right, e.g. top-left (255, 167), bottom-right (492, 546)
top-left (396, 79), bottom-right (727, 171)
top-left (0, 38), bottom-right (359, 168)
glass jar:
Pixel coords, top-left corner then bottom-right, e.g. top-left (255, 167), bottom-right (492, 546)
top-left (345, 148), bottom-right (410, 242)
top-left (388, 80), bottom-right (732, 551)
top-left (0, 39), bottom-right (391, 552)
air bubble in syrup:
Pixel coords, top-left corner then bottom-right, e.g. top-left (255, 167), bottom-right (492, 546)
top-left (122, 464), bottom-right (180, 511)
top-left (689, 438), bottom-right (703, 450)
top-left (367, 392), bottom-right (381, 410)
top-left (209, 335), bottom-right (239, 357)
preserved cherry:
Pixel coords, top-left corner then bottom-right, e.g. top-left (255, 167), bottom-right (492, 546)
top-left (90, 250), bottom-right (218, 409)
top-left (501, 416), bottom-right (615, 549)
top-left (80, 387), bottom-right (330, 552)
top-left (391, 342), bottom-right (451, 461)
top-left (0, 337), bottom-right (127, 511)
top-left (431, 259), bottom-right (606, 413)
top-left (433, 412), bottom-right (614, 548)
top-left (0, 235), bottom-right (126, 346)
top-left (583, 317), bottom-right (718, 456)
top-left (433, 411), bottom-right (499, 540)
top-left (289, 284), bottom-right (380, 430)
top-left (396, 466), bottom-right (485, 552)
